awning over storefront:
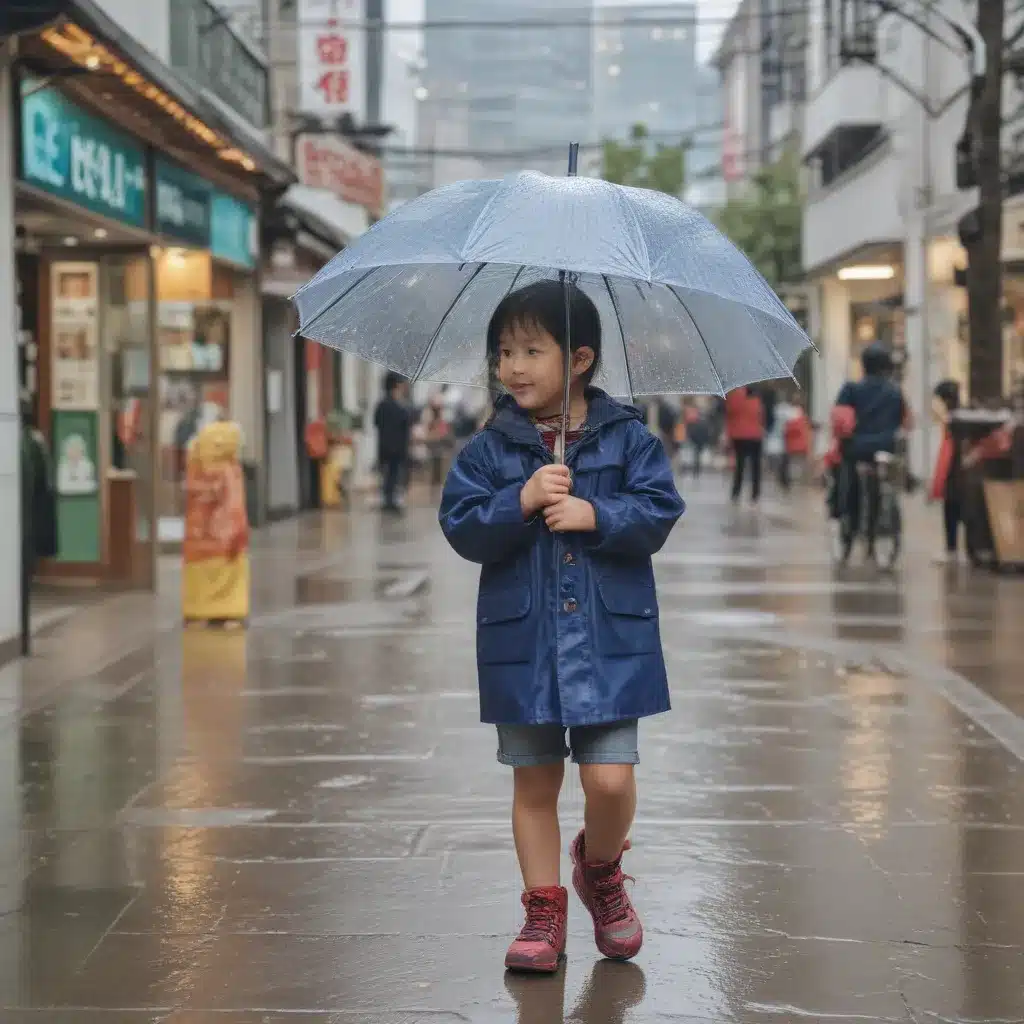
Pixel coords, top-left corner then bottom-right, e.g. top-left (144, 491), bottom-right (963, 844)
top-left (10, 0), bottom-right (295, 193)
top-left (259, 186), bottom-right (368, 298)
top-left (0, 1), bottom-right (66, 35)
top-left (281, 185), bottom-right (369, 249)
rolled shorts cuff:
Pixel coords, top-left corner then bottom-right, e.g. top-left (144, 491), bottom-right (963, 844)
top-left (495, 720), bottom-right (639, 768)
top-left (496, 747), bottom-right (569, 768)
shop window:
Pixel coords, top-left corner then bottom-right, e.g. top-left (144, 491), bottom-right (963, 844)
top-left (156, 248), bottom-right (233, 544)
top-left (105, 256), bottom-right (153, 546)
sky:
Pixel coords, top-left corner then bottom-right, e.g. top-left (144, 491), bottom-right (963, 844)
top-left (385, 0), bottom-right (742, 65)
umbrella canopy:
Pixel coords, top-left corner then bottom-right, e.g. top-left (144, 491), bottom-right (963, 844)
top-left (293, 170), bottom-right (812, 399)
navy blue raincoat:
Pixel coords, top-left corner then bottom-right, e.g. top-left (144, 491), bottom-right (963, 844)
top-left (439, 389), bottom-right (685, 727)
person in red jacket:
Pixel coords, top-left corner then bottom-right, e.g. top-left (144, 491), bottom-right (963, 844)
top-left (780, 396), bottom-right (812, 489)
top-left (726, 386), bottom-right (766, 503)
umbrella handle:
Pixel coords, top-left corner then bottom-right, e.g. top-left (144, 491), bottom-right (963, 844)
top-left (559, 271), bottom-right (574, 466)
top-left (558, 143), bottom-right (580, 465)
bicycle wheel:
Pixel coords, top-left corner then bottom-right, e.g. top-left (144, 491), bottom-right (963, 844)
top-left (872, 488), bottom-right (902, 571)
top-left (831, 465), bottom-right (856, 565)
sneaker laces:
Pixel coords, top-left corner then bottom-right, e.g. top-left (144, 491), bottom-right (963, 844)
top-left (590, 864), bottom-right (635, 926)
top-left (518, 891), bottom-right (563, 944)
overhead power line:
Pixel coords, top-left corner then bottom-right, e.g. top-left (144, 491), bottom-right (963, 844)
top-left (258, 7), bottom-right (812, 32)
top-left (374, 122), bottom-right (726, 161)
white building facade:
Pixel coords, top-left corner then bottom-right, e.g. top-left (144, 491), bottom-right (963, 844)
top-left (800, 0), bottom-right (1023, 474)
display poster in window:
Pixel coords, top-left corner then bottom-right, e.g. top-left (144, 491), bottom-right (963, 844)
top-left (51, 261), bottom-right (100, 410)
top-left (53, 409), bottom-right (99, 497)
top-left (158, 301), bottom-right (230, 376)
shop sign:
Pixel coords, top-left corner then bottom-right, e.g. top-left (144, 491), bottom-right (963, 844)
top-left (295, 133), bottom-right (384, 215)
top-left (20, 80), bottom-right (147, 228)
top-left (211, 192), bottom-right (258, 269)
top-left (297, 0), bottom-right (366, 122)
top-left (155, 159), bottom-right (212, 246)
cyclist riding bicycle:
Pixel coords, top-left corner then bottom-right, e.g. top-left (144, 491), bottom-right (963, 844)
top-left (827, 343), bottom-right (913, 549)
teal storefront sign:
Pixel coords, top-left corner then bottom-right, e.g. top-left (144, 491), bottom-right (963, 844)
top-left (20, 80), bottom-right (147, 228)
top-left (211, 192), bottom-right (257, 269)
top-left (155, 159), bottom-right (212, 246)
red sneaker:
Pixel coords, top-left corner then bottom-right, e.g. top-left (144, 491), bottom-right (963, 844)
top-left (504, 885), bottom-right (568, 973)
top-left (570, 829), bottom-right (643, 960)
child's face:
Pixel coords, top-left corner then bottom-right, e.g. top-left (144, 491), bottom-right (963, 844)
top-left (496, 320), bottom-right (593, 414)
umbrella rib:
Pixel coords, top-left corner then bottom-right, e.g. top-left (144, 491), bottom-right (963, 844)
top-left (667, 285), bottom-right (726, 398)
top-left (410, 262), bottom-right (489, 383)
top-left (601, 274), bottom-right (635, 404)
top-left (298, 265), bottom-right (383, 336)
top-left (742, 307), bottom-right (803, 385)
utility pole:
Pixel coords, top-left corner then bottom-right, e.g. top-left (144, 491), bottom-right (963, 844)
top-left (963, 0), bottom-right (1005, 403)
top-left (902, 6), bottom-right (935, 479)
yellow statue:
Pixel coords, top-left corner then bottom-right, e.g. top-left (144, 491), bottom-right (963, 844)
top-left (181, 421), bottom-right (250, 626)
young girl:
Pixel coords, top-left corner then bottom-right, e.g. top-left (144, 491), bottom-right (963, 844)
top-left (439, 281), bottom-right (686, 972)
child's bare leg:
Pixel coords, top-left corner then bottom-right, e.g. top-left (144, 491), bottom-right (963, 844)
top-left (512, 762), bottom-right (564, 888)
top-left (579, 763), bottom-right (636, 863)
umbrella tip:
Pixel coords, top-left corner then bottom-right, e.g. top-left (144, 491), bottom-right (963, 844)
top-left (567, 142), bottom-right (579, 177)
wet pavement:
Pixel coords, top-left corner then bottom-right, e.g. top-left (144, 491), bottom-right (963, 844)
top-left (3, 477), bottom-right (1024, 1022)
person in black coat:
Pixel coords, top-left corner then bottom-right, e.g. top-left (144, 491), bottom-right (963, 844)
top-left (20, 397), bottom-right (57, 654)
top-left (374, 371), bottom-right (412, 512)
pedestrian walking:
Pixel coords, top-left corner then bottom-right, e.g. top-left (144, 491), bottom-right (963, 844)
top-left (725, 386), bottom-right (765, 503)
top-left (930, 379), bottom-right (963, 563)
top-left (373, 371), bottom-right (412, 513)
top-left (439, 281), bottom-right (685, 973)
top-left (763, 389), bottom-right (788, 484)
top-left (781, 396), bottom-right (812, 489)
top-left (422, 393), bottom-right (452, 490)
top-left (680, 399), bottom-right (711, 478)
top-left (655, 397), bottom-right (680, 461)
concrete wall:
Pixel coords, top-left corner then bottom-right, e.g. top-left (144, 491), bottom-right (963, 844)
top-left (92, 0), bottom-right (171, 61)
top-left (802, 145), bottom-right (903, 272)
top-left (0, 55), bottom-right (22, 651)
top-left (263, 299), bottom-right (299, 516)
top-left (228, 270), bottom-right (264, 468)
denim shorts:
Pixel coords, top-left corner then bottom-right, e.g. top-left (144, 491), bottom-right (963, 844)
top-left (496, 719), bottom-right (639, 767)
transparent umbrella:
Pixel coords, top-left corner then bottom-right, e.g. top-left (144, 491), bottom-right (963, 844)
top-left (293, 145), bottom-right (812, 407)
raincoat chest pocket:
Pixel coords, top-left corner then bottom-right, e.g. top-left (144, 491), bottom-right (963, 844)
top-left (572, 449), bottom-right (624, 497)
top-left (477, 583), bottom-right (533, 665)
top-left (594, 574), bottom-right (659, 656)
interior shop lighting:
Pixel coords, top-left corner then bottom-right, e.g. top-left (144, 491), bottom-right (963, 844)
top-left (837, 265), bottom-right (896, 281)
top-left (93, 228), bottom-right (108, 239)
top-left (63, 236), bottom-right (78, 246)
top-left (41, 24), bottom-right (261, 176)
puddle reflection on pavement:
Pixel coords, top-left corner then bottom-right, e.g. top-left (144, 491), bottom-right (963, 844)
top-left (2, 494), bottom-right (1024, 1021)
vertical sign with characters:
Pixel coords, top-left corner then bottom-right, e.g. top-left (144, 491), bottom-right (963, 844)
top-left (298, 0), bottom-right (366, 122)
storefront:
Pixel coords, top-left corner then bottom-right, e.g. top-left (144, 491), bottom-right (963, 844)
top-left (151, 159), bottom-right (260, 544)
top-left (10, 12), bottom-right (293, 588)
top-left (260, 222), bottom-right (343, 519)
top-left (260, 180), bottom-right (374, 517)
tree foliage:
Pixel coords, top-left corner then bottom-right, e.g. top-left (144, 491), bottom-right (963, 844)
top-left (602, 123), bottom-right (685, 197)
top-left (716, 148), bottom-right (803, 289)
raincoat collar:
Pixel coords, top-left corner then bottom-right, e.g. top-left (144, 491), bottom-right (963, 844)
top-left (486, 388), bottom-right (642, 449)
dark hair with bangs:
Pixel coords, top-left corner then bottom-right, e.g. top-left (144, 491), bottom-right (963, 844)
top-left (486, 279), bottom-right (602, 384)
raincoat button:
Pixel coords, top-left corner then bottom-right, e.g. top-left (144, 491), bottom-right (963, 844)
top-left (563, 599), bottom-right (578, 613)
top-left (563, 553), bottom-right (575, 566)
